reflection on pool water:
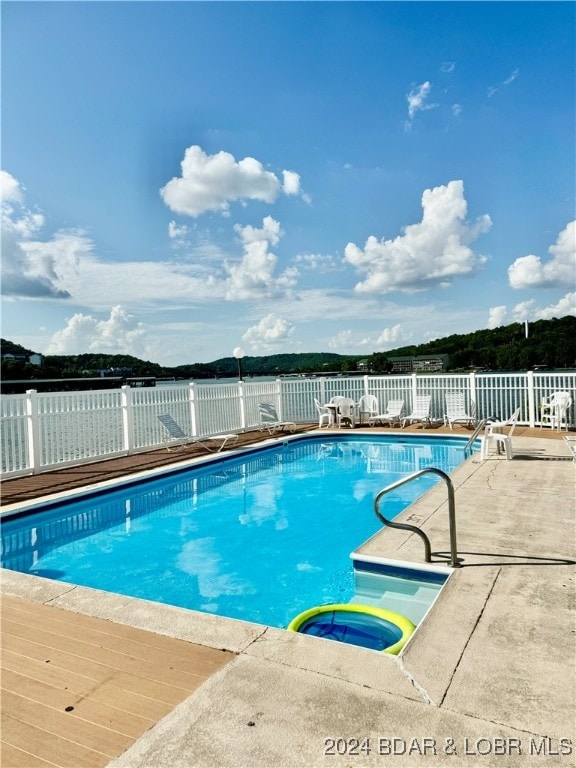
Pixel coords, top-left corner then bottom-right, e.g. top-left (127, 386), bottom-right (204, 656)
top-left (1, 435), bottom-right (470, 628)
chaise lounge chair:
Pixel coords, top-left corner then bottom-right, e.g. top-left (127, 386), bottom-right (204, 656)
top-left (258, 403), bottom-right (296, 434)
top-left (444, 392), bottom-right (476, 429)
top-left (401, 395), bottom-right (431, 429)
top-left (368, 399), bottom-right (404, 427)
top-left (158, 414), bottom-right (238, 452)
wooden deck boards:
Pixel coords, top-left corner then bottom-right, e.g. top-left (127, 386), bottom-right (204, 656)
top-left (0, 594), bottom-right (235, 768)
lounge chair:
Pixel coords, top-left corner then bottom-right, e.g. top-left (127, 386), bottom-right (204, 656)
top-left (444, 392), bottom-right (476, 429)
top-left (401, 396), bottom-right (431, 428)
top-left (480, 407), bottom-right (521, 460)
top-left (368, 399), bottom-right (404, 427)
top-left (258, 402), bottom-right (296, 434)
top-left (158, 414), bottom-right (238, 452)
top-left (357, 394), bottom-right (379, 424)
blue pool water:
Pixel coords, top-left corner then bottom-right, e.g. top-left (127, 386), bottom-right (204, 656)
top-left (1, 435), bottom-right (469, 628)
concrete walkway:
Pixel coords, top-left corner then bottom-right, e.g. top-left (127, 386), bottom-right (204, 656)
top-left (2, 433), bottom-right (575, 767)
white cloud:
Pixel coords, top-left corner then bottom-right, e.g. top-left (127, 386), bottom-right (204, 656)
top-left (488, 305), bottom-right (507, 329)
top-left (488, 68), bottom-right (519, 98)
top-left (534, 292), bottom-right (576, 320)
top-left (508, 221), bottom-right (576, 289)
top-left (293, 252), bottom-right (340, 273)
top-left (234, 215), bottom-right (282, 246)
top-left (407, 81), bottom-right (437, 120)
top-left (1, 169), bottom-right (24, 204)
top-left (503, 69), bottom-right (519, 86)
top-left (168, 220), bottom-right (189, 239)
top-left (225, 217), bottom-right (298, 301)
top-left (0, 172), bottom-right (299, 308)
top-left (328, 330), bottom-right (355, 350)
top-left (510, 300), bottom-right (535, 322)
top-left (1, 170), bottom-right (77, 298)
top-left (344, 180), bottom-right (491, 294)
top-left (488, 292), bottom-right (575, 329)
top-left (242, 313), bottom-right (294, 350)
top-left (46, 305), bottom-right (147, 355)
top-left (440, 62), bottom-right (455, 74)
top-left (327, 324), bottom-right (408, 352)
top-left (160, 145), bottom-right (303, 217)
top-left (405, 81), bottom-right (439, 130)
top-left (282, 170), bottom-right (301, 196)
top-left (375, 324), bottom-right (404, 347)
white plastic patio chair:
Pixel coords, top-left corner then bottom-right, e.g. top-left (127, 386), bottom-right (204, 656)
top-left (357, 394), bottom-right (379, 424)
top-left (540, 391), bottom-right (572, 432)
top-left (326, 396), bottom-right (351, 427)
top-left (258, 402), bottom-right (296, 434)
top-left (314, 398), bottom-right (332, 428)
top-left (368, 399), bottom-right (404, 427)
top-left (480, 407), bottom-right (521, 460)
top-left (401, 396), bottom-right (431, 429)
top-left (158, 414), bottom-right (238, 452)
top-left (335, 397), bottom-right (356, 428)
top-left (444, 392), bottom-right (476, 429)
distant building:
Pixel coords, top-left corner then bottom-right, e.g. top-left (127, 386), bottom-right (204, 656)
top-left (357, 359), bottom-right (369, 371)
top-left (388, 354), bottom-right (449, 373)
top-left (98, 367), bottom-right (134, 378)
top-left (1, 352), bottom-right (43, 366)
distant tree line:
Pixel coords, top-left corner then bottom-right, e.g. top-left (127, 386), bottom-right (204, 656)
top-left (1, 316), bottom-right (575, 382)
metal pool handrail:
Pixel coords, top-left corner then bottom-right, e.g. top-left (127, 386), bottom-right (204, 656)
top-left (374, 467), bottom-right (461, 568)
top-left (463, 418), bottom-right (488, 455)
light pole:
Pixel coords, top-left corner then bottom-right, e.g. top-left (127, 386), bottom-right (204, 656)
top-left (233, 346), bottom-right (245, 381)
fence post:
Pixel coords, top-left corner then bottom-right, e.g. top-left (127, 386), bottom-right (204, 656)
top-left (25, 389), bottom-right (41, 474)
top-left (411, 373), bottom-right (419, 404)
top-left (469, 371), bottom-right (477, 415)
top-left (526, 370), bottom-right (536, 427)
top-left (363, 374), bottom-right (370, 396)
top-left (189, 383), bottom-right (198, 435)
top-left (120, 386), bottom-right (134, 453)
top-left (238, 381), bottom-right (246, 430)
top-left (319, 377), bottom-right (327, 406)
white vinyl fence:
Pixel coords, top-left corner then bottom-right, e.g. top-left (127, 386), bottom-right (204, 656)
top-left (1, 371), bottom-right (574, 477)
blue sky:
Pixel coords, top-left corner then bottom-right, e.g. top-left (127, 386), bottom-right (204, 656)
top-left (2, 1), bottom-right (575, 366)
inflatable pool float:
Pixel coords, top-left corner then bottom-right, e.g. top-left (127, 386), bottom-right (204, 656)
top-left (287, 604), bottom-right (415, 655)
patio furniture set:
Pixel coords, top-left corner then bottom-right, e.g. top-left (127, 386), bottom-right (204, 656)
top-left (313, 390), bottom-right (573, 462)
top-left (156, 392), bottom-right (572, 464)
top-left (314, 392), bottom-right (470, 430)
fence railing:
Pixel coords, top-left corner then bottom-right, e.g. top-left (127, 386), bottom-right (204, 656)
top-left (1, 371), bottom-right (574, 478)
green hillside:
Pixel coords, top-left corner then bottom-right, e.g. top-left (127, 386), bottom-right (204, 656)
top-left (1, 316), bottom-right (575, 381)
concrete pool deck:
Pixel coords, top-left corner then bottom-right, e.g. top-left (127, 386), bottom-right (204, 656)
top-left (2, 429), bottom-right (575, 767)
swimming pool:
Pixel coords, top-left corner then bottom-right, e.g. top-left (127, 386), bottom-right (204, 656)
top-left (1, 435), bottom-right (472, 628)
